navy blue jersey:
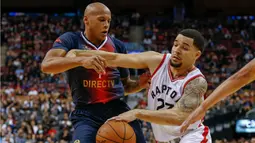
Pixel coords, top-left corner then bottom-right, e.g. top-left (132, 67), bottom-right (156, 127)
top-left (52, 32), bottom-right (129, 105)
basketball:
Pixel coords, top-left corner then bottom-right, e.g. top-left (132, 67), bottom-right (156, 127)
top-left (96, 120), bottom-right (136, 143)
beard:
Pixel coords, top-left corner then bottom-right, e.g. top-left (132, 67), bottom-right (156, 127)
top-left (170, 59), bottom-right (182, 68)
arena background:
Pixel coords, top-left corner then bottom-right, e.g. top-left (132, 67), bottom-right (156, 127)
top-left (1, 0), bottom-right (255, 143)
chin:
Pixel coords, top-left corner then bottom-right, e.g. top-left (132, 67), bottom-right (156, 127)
top-left (100, 35), bottom-right (107, 40)
top-left (170, 60), bottom-right (182, 68)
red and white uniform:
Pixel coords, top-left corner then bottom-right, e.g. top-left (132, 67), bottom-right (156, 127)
top-left (148, 54), bottom-right (211, 143)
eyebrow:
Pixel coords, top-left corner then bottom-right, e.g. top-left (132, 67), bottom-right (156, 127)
top-left (174, 40), bottom-right (191, 47)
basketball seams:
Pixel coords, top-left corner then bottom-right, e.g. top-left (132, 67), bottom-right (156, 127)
top-left (122, 122), bottom-right (135, 141)
top-left (97, 121), bottom-right (136, 142)
top-left (124, 131), bottom-right (135, 140)
top-left (123, 122), bottom-right (135, 140)
top-left (106, 122), bottom-right (125, 139)
top-left (96, 134), bottom-right (120, 143)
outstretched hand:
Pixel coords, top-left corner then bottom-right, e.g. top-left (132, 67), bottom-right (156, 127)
top-left (107, 109), bottom-right (139, 123)
top-left (66, 50), bottom-right (106, 75)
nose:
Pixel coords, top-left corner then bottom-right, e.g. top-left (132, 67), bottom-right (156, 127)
top-left (174, 46), bottom-right (181, 54)
top-left (103, 21), bottom-right (110, 29)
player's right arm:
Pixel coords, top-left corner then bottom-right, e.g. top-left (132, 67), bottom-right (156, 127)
top-left (180, 58), bottom-right (255, 132)
top-left (67, 49), bottom-right (163, 74)
top-left (41, 33), bottom-right (106, 74)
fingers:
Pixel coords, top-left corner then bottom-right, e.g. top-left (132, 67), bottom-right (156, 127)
top-left (106, 116), bottom-right (118, 123)
top-left (92, 63), bottom-right (105, 75)
top-left (106, 116), bottom-right (128, 123)
top-left (105, 116), bottom-right (124, 124)
top-left (81, 56), bottom-right (106, 74)
top-left (92, 57), bottom-right (106, 74)
top-left (91, 65), bottom-right (102, 74)
top-left (96, 56), bottom-right (107, 68)
top-left (94, 56), bottom-right (106, 74)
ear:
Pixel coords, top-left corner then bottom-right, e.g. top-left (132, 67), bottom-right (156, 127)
top-left (83, 16), bottom-right (88, 25)
top-left (195, 50), bottom-right (201, 60)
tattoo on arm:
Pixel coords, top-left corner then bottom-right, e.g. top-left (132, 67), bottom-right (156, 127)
top-left (176, 77), bottom-right (208, 113)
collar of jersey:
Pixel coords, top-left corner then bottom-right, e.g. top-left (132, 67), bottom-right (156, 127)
top-left (80, 32), bottom-right (108, 50)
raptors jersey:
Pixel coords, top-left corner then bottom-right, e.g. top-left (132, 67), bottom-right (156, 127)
top-left (148, 54), bottom-right (206, 142)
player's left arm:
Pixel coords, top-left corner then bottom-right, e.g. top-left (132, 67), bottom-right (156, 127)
top-left (134, 76), bottom-right (207, 126)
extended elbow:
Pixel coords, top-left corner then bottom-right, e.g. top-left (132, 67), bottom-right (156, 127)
top-left (41, 62), bottom-right (54, 74)
top-left (40, 63), bottom-right (48, 73)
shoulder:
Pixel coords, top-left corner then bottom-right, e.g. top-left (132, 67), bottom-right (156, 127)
top-left (176, 76), bottom-right (207, 112)
top-left (59, 32), bottom-right (81, 44)
top-left (141, 51), bottom-right (165, 74)
top-left (184, 76), bottom-right (207, 94)
top-left (53, 32), bottom-right (80, 51)
top-left (60, 32), bottom-right (80, 39)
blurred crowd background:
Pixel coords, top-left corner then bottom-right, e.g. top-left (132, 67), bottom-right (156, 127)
top-left (1, 0), bottom-right (255, 143)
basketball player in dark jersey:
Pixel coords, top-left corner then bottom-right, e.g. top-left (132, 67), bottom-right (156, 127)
top-left (41, 2), bottom-right (148, 143)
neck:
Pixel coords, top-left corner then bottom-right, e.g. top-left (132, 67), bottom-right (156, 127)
top-left (170, 65), bottom-right (194, 78)
top-left (84, 31), bottom-right (104, 47)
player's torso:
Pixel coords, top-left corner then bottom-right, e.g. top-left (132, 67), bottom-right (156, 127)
top-left (147, 54), bottom-right (205, 141)
top-left (148, 54), bottom-right (204, 110)
top-left (64, 32), bottom-right (124, 104)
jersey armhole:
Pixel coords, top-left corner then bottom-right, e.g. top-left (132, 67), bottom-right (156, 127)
top-left (151, 54), bottom-right (167, 78)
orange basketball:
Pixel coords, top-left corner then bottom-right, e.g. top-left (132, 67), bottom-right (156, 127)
top-left (96, 120), bottom-right (136, 143)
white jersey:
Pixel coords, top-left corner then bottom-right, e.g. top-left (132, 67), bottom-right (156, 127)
top-left (148, 54), bottom-right (206, 142)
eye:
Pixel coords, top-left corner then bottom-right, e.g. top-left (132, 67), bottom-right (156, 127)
top-left (98, 17), bottom-right (106, 22)
top-left (183, 47), bottom-right (189, 51)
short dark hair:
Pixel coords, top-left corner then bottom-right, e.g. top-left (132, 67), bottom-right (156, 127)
top-left (179, 29), bottom-right (205, 53)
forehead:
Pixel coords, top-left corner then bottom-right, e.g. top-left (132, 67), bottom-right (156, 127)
top-left (175, 34), bottom-right (194, 45)
top-left (96, 14), bottom-right (111, 19)
top-left (89, 8), bottom-right (111, 18)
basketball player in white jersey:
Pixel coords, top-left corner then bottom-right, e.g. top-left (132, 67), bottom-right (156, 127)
top-left (66, 29), bottom-right (212, 143)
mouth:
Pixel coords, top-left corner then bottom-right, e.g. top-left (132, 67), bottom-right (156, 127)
top-left (172, 55), bottom-right (181, 61)
top-left (101, 31), bottom-right (108, 36)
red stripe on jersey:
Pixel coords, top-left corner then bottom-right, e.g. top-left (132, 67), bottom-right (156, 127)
top-left (200, 126), bottom-right (209, 143)
top-left (151, 54), bottom-right (166, 78)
